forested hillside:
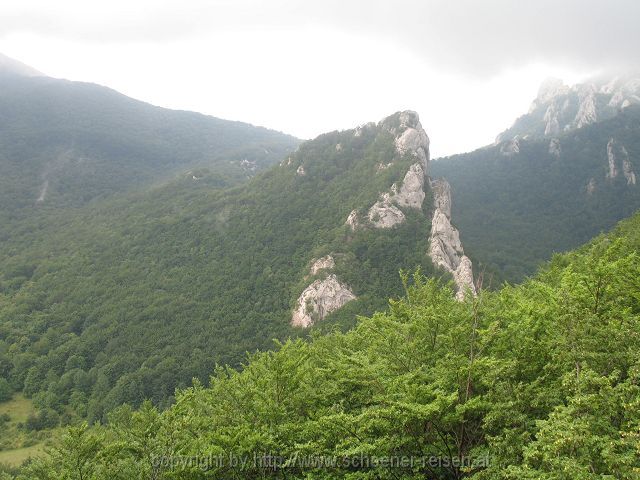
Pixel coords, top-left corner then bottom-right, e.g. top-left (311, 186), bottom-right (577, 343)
top-left (0, 72), bottom-right (299, 220)
top-left (0, 112), bottom-right (440, 427)
top-left (13, 204), bottom-right (640, 479)
top-left (430, 106), bottom-right (640, 283)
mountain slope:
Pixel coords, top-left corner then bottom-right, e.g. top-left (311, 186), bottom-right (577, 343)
top-left (497, 74), bottom-right (640, 142)
top-left (0, 111), bottom-right (468, 422)
top-left (431, 103), bottom-right (640, 284)
top-left (0, 65), bottom-right (299, 218)
top-left (24, 206), bottom-right (640, 479)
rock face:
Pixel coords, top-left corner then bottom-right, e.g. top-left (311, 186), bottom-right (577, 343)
top-left (622, 149), bottom-right (637, 185)
top-left (368, 196), bottom-right (406, 228)
top-left (310, 255), bottom-right (335, 275)
top-left (428, 179), bottom-right (476, 300)
top-left (392, 111), bottom-right (430, 166)
top-left (574, 84), bottom-right (598, 129)
top-left (497, 74), bottom-right (640, 142)
top-left (345, 210), bottom-right (359, 230)
top-left (365, 111), bottom-right (430, 229)
top-left (291, 274), bottom-right (356, 328)
top-left (500, 137), bottom-right (521, 156)
top-left (607, 138), bottom-right (637, 185)
top-left (549, 138), bottom-right (561, 157)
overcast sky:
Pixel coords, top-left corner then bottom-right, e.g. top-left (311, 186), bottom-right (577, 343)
top-left (1, 0), bottom-right (638, 157)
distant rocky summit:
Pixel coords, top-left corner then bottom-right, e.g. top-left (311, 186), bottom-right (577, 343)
top-left (496, 74), bottom-right (640, 143)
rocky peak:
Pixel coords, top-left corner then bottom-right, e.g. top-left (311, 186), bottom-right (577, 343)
top-left (291, 274), bottom-right (356, 328)
top-left (499, 74), bottom-right (640, 142)
top-left (381, 110), bottom-right (430, 167)
top-left (428, 179), bottom-right (476, 300)
top-left (345, 111), bottom-right (431, 230)
top-left (530, 78), bottom-right (570, 112)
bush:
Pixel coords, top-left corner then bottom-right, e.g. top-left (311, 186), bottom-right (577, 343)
top-left (0, 379), bottom-right (12, 403)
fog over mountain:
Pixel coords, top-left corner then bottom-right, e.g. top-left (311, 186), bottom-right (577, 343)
top-left (2, 0), bottom-right (637, 156)
top-left (0, 2), bottom-right (640, 478)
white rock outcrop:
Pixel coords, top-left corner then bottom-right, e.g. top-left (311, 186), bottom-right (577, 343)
top-left (296, 165), bottom-right (306, 176)
top-left (606, 138), bottom-right (636, 185)
top-left (607, 139), bottom-right (618, 179)
top-left (500, 137), bottom-right (520, 156)
top-left (428, 179), bottom-right (476, 300)
top-left (549, 138), bottom-right (561, 157)
top-left (291, 274), bottom-right (356, 328)
top-left (430, 178), bottom-right (452, 217)
top-left (368, 194), bottom-right (406, 228)
top-left (367, 162), bottom-right (426, 228)
top-left (391, 163), bottom-right (426, 209)
top-left (310, 255), bottom-right (335, 275)
top-left (586, 178), bottom-right (596, 195)
top-left (543, 104), bottom-right (560, 136)
top-left (393, 111), bottom-right (430, 166)
top-left (345, 210), bottom-right (359, 230)
top-left (364, 111), bottom-right (430, 229)
top-left (529, 78), bottom-right (570, 113)
top-left (500, 75), bottom-right (640, 143)
top-left (621, 146), bottom-right (637, 185)
top-left (573, 84), bottom-right (598, 129)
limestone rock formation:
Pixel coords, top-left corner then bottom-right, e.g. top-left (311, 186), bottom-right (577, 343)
top-left (364, 111), bottom-right (430, 229)
top-left (430, 178), bottom-right (452, 217)
top-left (392, 111), bottom-right (430, 166)
top-left (368, 195), bottom-right (406, 228)
top-left (498, 74), bottom-right (640, 142)
top-left (291, 274), bottom-right (356, 328)
top-left (586, 178), bottom-right (596, 195)
top-left (622, 150), bottom-right (637, 186)
top-left (310, 255), bottom-right (335, 275)
top-left (345, 210), bottom-right (359, 230)
top-left (500, 137), bottom-right (520, 156)
top-left (428, 179), bottom-right (476, 300)
top-left (607, 139), bottom-right (618, 179)
top-left (573, 84), bottom-right (598, 129)
top-left (607, 138), bottom-right (636, 185)
top-left (296, 165), bottom-right (306, 176)
top-left (392, 163), bottom-right (426, 209)
top-left (543, 103), bottom-right (561, 136)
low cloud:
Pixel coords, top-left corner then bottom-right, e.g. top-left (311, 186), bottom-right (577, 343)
top-left (0, 0), bottom-right (638, 76)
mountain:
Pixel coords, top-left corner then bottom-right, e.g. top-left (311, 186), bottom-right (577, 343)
top-left (0, 111), bottom-right (474, 422)
top-left (496, 74), bottom-right (640, 142)
top-left (0, 53), bottom-right (43, 77)
top-left (431, 81), bottom-right (640, 283)
top-left (0, 55), bottom-right (299, 219)
top-left (23, 208), bottom-right (640, 479)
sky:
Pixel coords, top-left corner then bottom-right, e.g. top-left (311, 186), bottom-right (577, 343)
top-left (0, 0), bottom-right (638, 158)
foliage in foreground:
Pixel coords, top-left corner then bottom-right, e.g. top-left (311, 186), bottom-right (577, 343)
top-left (12, 213), bottom-right (640, 479)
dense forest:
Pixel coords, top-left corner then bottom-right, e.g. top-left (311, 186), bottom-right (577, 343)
top-left (0, 114), bottom-right (439, 427)
top-left (0, 72), bottom-right (299, 220)
top-left (430, 106), bottom-right (640, 284)
top-left (5, 207), bottom-right (639, 479)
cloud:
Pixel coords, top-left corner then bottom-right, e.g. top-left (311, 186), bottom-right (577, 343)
top-left (0, 0), bottom-right (638, 75)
